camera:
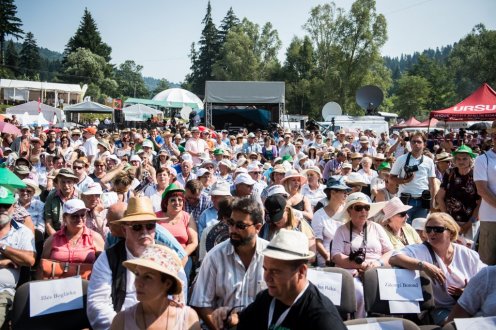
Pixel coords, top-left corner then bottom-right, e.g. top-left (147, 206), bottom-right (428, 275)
top-left (404, 164), bottom-right (419, 175)
top-left (349, 248), bottom-right (366, 264)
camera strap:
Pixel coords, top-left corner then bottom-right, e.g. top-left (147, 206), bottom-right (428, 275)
top-left (349, 221), bottom-right (368, 250)
top-left (404, 152), bottom-right (424, 171)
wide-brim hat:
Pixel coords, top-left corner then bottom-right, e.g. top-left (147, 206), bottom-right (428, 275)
top-left (452, 145), bottom-right (477, 159)
top-left (123, 244), bottom-right (183, 295)
top-left (381, 197), bottom-right (412, 221)
top-left (262, 229), bottom-right (315, 260)
top-left (338, 192), bottom-right (387, 221)
top-left (21, 178), bottom-right (41, 196)
top-left (325, 176), bottom-right (351, 192)
top-left (116, 196), bottom-right (166, 222)
top-left (374, 153), bottom-right (386, 161)
top-left (280, 169), bottom-right (307, 185)
top-left (302, 166), bottom-right (322, 179)
top-left (350, 152), bottom-right (363, 159)
top-left (345, 173), bottom-right (368, 186)
top-left (435, 152), bottom-right (453, 163)
top-left (55, 168), bottom-right (79, 181)
top-left (210, 181), bottom-right (231, 196)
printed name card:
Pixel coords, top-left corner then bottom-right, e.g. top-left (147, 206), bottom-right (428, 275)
top-left (454, 316), bottom-right (496, 329)
top-left (29, 277), bottom-right (84, 317)
top-left (346, 319), bottom-right (404, 330)
top-left (377, 268), bottom-right (423, 301)
top-left (307, 269), bottom-right (342, 306)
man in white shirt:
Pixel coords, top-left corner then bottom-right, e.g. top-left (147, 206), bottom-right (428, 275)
top-left (474, 123), bottom-right (496, 265)
top-left (83, 126), bottom-right (99, 164)
top-left (389, 132), bottom-right (436, 223)
top-left (185, 127), bottom-right (209, 165)
top-left (190, 197), bottom-right (269, 330)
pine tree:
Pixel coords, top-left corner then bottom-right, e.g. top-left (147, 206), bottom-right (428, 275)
top-left (63, 8), bottom-right (111, 62)
top-left (4, 40), bottom-right (19, 75)
top-left (19, 32), bottom-right (40, 79)
top-left (0, 0), bottom-right (24, 65)
top-left (187, 1), bottom-right (220, 95)
top-left (218, 7), bottom-right (240, 44)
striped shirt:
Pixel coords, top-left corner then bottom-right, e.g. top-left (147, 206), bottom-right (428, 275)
top-left (189, 236), bottom-right (269, 309)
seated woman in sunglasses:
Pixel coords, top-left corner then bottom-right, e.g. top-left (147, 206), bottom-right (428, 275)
top-left (379, 197), bottom-right (421, 250)
top-left (39, 199), bottom-right (104, 279)
top-left (389, 212), bottom-right (486, 325)
top-left (331, 192), bottom-right (392, 318)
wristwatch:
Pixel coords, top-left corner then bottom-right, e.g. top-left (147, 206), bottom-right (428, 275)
top-left (0, 245), bottom-right (7, 253)
top-left (417, 260), bottom-right (424, 270)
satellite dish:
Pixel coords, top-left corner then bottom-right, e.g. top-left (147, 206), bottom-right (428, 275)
top-left (180, 106), bottom-right (193, 120)
top-left (356, 85), bottom-right (383, 115)
top-left (322, 102), bottom-right (342, 121)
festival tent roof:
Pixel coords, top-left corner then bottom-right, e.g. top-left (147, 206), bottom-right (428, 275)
top-left (123, 98), bottom-right (168, 108)
top-left (64, 100), bottom-right (114, 113)
top-left (122, 104), bottom-right (163, 121)
top-left (204, 81), bottom-right (285, 104)
top-left (6, 101), bottom-right (64, 123)
top-left (392, 116), bottom-right (421, 128)
top-left (429, 83), bottom-right (496, 120)
top-left (418, 118), bottom-right (438, 127)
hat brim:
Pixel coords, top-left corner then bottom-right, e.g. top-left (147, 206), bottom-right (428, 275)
top-left (302, 168), bottom-right (322, 178)
top-left (262, 247), bottom-right (315, 261)
top-left (338, 201), bottom-right (387, 221)
top-left (382, 204), bottom-right (413, 221)
top-left (280, 174), bottom-right (307, 185)
top-left (23, 183), bottom-right (41, 197)
top-left (115, 214), bottom-right (166, 223)
top-left (123, 259), bottom-right (182, 295)
top-left (451, 151), bottom-right (477, 159)
top-left (56, 174), bottom-right (79, 181)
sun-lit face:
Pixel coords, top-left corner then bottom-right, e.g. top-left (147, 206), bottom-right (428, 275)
top-left (263, 256), bottom-right (303, 303)
top-left (133, 265), bottom-right (171, 302)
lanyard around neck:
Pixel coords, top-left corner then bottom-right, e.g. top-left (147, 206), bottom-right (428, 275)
top-left (267, 282), bottom-right (309, 329)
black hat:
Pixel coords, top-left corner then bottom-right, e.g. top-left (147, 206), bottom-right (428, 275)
top-left (264, 194), bottom-right (287, 223)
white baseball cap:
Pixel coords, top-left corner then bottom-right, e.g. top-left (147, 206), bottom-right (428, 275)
top-left (234, 173), bottom-right (256, 186)
top-left (142, 140), bottom-right (154, 148)
top-left (210, 181), bottom-right (232, 196)
top-left (63, 199), bottom-right (89, 214)
top-left (82, 182), bottom-right (103, 195)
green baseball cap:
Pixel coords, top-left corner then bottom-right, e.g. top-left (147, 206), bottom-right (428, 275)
top-left (452, 145), bottom-right (477, 159)
top-left (377, 162), bottom-right (391, 172)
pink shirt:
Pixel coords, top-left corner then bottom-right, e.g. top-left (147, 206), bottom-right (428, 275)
top-left (50, 226), bottom-right (97, 263)
top-left (156, 211), bottom-right (190, 247)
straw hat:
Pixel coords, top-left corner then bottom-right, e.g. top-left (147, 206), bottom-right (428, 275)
top-left (302, 166), bottom-right (322, 179)
top-left (56, 168), bottom-right (79, 181)
top-left (381, 197), bottom-right (412, 221)
top-left (280, 169), bottom-right (307, 185)
top-left (123, 244), bottom-right (183, 295)
top-left (345, 173), bottom-right (368, 186)
top-left (21, 178), bottom-right (41, 196)
top-left (339, 192), bottom-right (387, 221)
top-left (262, 229), bottom-right (315, 260)
top-left (435, 152), bottom-right (453, 163)
top-left (116, 196), bottom-right (165, 222)
top-left (350, 152), bottom-right (363, 160)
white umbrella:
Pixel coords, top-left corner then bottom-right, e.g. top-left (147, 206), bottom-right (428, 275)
top-left (152, 88), bottom-right (203, 109)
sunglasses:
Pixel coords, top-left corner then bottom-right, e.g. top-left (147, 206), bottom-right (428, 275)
top-left (69, 213), bottom-right (86, 219)
top-left (227, 219), bottom-right (255, 230)
top-left (352, 204), bottom-right (370, 212)
top-left (169, 197), bottom-right (184, 203)
top-left (425, 226), bottom-right (448, 234)
top-left (397, 211), bottom-right (408, 217)
top-left (128, 223), bottom-right (156, 232)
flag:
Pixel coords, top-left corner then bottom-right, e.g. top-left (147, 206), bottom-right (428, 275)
top-left (37, 97), bottom-right (41, 113)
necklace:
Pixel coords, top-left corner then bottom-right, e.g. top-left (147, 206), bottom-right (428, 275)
top-left (141, 303), bottom-right (170, 329)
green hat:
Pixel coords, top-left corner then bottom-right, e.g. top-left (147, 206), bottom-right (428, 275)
top-left (377, 162), bottom-right (391, 172)
top-left (282, 155), bottom-right (293, 162)
top-left (213, 149), bottom-right (224, 156)
top-left (162, 183), bottom-right (185, 199)
top-left (178, 146), bottom-right (185, 153)
top-left (452, 145), bottom-right (477, 159)
top-left (0, 186), bottom-right (15, 205)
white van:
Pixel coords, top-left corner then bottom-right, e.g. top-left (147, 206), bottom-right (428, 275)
top-left (318, 115), bottom-right (389, 135)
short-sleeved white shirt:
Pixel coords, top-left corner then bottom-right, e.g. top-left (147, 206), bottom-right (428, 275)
top-left (390, 152), bottom-right (435, 196)
top-left (392, 243), bottom-right (486, 308)
top-left (474, 150), bottom-right (496, 222)
top-left (312, 208), bottom-right (343, 266)
top-left (301, 184), bottom-right (326, 208)
top-left (457, 266), bottom-right (496, 317)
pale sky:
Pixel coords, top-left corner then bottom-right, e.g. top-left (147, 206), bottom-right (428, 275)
top-left (13, 0), bottom-right (496, 83)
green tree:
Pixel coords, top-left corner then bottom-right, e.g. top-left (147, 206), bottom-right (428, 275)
top-left (0, 0), bottom-right (23, 65)
top-left (114, 60), bottom-right (149, 98)
top-left (303, 0), bottom-right (390, 115)
top-left (187, 1), bottom-right (221, 95)
top-left (63, 8), bottom-right (112, 63)
top-left (152, 79), bottom-right (171, 97)
top-left (394, 74), bottom-right (431, 119)
top-left (448, 24), bottom-right (496, 98)
top-left (212, 18), bottom-right (281, 81)
top-left (4, 40), bottom-right (19, 76)
top-left (19, 32), bottom-right (41, 79)
top-left (218, 7), bottom-right (240, 44)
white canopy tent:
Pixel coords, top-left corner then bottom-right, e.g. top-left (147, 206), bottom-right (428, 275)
top-left (0, 79), bottom-right (87, 105)
top-left (64, 100), bottom-right (114, 113)
top-left (6, 101), bottom-right (64, 124)
top-left (204, 81), bottom-right (285, 128)
top-left (122, 104), bottom-right (163, 121)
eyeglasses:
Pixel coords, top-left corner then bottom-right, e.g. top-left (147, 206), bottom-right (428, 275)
top-left (425, 226), bottom-right (448, 234)
top-left (227, 219), bottom-right (255, 230)
top-left (352, 204), bottom-right (370, 212)
top-left (128, 223), bottom-right (156, 232)
top-left (397, 211), bottom-right (408, 217)
top-left (169, 197), bottom-right (184, 203)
